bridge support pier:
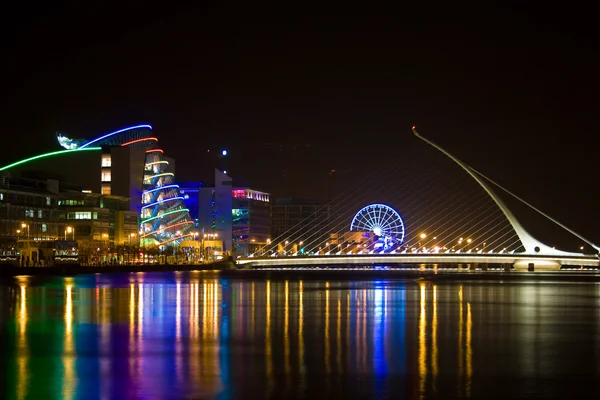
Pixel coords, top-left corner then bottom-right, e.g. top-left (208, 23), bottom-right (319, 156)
top-left (513, 259), bottom-right (561, 271)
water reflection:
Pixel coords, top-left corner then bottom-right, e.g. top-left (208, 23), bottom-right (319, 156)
top-left (2, 273), bottom-right (600, 399)
top-left (17, 280), bottom-right (28, 400)
top-left (62, 280), bottom-right (74, 399)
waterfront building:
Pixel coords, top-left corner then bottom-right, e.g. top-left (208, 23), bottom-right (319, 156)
top-left (0, 125), bottom-right (194, 248)
top-left (232, 187), bottom-right (271, 257)
top-left (187, 169), bottom-right (271, 258)
top-left (0, 175), bottom-right (138, 264)
top-left (0, 175), bottom-right (61, 241)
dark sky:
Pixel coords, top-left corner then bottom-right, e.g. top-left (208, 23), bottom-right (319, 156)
top-left (3, 3), bottom-right (599, 242)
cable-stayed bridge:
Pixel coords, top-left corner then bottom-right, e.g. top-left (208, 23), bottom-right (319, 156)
top-left (238, 128), bottom-right (599, 271)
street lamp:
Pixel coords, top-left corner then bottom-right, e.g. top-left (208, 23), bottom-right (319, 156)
top-left (22, 223), bottom-right (29, 239)
top-left (419, 233), bottom-right (426, 251)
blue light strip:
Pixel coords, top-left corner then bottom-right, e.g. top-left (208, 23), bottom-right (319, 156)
top-left (79, 124), bottom-right (153, 149)
top-left (142, 184), bottom-right (180, 195)
top-left (142, 196), bottom-right (184, 209)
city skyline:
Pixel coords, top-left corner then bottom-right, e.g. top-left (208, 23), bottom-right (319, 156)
top-left (3, 4), bottom-right (598, 242)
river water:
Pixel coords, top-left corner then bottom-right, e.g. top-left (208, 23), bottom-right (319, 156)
top-left (1, 271), bottom-right (599, 399)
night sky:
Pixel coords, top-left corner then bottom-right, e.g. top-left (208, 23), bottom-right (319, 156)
top-left (4, 4), bottom-right (599, 242)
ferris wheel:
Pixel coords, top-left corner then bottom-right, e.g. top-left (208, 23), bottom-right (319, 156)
top-left (350, 203), bottom-right (406, 243)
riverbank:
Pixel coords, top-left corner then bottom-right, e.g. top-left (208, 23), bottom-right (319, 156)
top-left (0, 261), bottom-right (235, 277)
top-left (218, 267), bottom-right (600, 282)
top-left (2, 263), bottom-right (599, 281)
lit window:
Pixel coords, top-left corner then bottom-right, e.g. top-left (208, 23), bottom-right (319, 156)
top-left (42, 224), bottom-right (47, 233)
top-left (46, 197), bottom-right (51, 205)
top-left (68, 211), bottom-right (92, 220)
top-left (38, 210), bottom-right (43, 219)
top-left (101, 155), bottom-right (112, 167)
top-left (0, 193), bottom-right (3, 201)
top-left (101, 170), bottom-right (112, 182)
top-left (101, 184), bottom-right (111, 195)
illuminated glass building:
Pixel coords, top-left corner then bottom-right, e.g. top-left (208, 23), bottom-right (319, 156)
top-left (0, 125), bottom-right (194, 248)
top-left (189, 169), bottom-right (270, 258)
top-left (232, 188), bottom-right (271, 257)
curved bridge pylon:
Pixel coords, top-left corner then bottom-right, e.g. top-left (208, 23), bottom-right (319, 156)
top-left (411, 127), bottom-right (599, 257)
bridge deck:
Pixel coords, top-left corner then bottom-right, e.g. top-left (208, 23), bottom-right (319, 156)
top-left (238, 253), bottom-right (599, 268)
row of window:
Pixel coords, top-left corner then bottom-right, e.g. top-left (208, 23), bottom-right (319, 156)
top-left (65, 212), bottom-right (99, 220)
top-left (0, 193), bottom-right (52, 206)
top-left (24, 209), bottom-right (44, 218)
top-left (58, 199), bottom-right (85, 206)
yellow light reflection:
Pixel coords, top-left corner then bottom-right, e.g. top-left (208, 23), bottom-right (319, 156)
top-left (129, 284), bottom-right (135, 337)
top-left (458, 285), bottom-right (464, 397)
top-left (136, 282), bottom-right (144, 380)
top-left (17, 284), bottom-right (28, 400)
top-left (190, 280), bottom-right (199, 385)
top-left (284, 280), bottom-right (290, 375)
top-left (129, 283), bottom-right (136, 377)
top-left (62, 283), bottom-right (75, 399)
top-left (466, 302), bottom-right (473, 398)
top-left (325, 282), bottom-right (330, 375)
top-left (432, 285), bottom-right (438, 388)
top-left (299, 280), bottom-right (304, 376)
top-left (19, 284), bottom-right (27, 334)
top-left (265, 280), bottom-right (272, 387)
top-left (419, 284), bottom-right (427, 398)
top-left (175, 280), bottom-right (182, 384)
top-left (198, 280), bottom-right (222, 394)
top-left (212, 282), bottom-right (221, 384)
top-left (138, 283), bottom-right (144, 338)
top-left (212, 282), bottom-right (218, 336)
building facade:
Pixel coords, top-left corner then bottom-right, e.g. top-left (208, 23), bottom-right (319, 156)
top-left (0, 175), bottom-right (139, 265)
top-left (0, 125), bottom-right (194, 249)
top-left (0, 176), bottom-right (61, 241)
top-left (232, 188), bottom-right (271, 257)
top-left (188, 170), bottom-right (271, 258)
